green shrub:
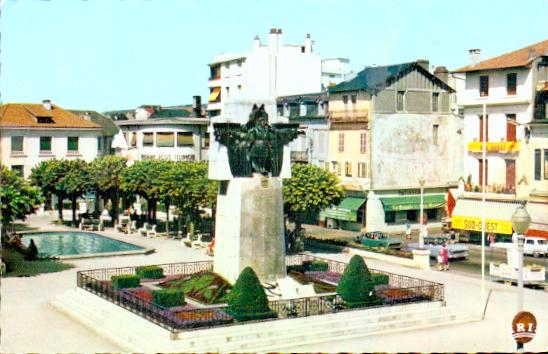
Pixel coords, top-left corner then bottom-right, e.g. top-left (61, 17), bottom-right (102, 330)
top-left (337, 255), bottom-right (381, 308)
top-left (303, 260), bottom-right (329, 272)
top-left (225, 267), bottom-right (277, 321)
top-left (287, 264), bottom-right (304, 273)
top-left (111, 274), bottom-right (141, 289)
top-left (136, 265), bottom-right (164, 279)
top-left (152, 289), bottom-right (185, 308)
top-left (371, 273), bottom-right (389, 286)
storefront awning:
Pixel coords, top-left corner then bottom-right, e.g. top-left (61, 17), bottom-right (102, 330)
top-left (320, 197), bottom-right (365, 222)
top-left (380, 194), bottom-right (446, 212)
top-left (208, 87), bottom-right (221, 102)
top-left (451, 199), bottom-right (522, 235)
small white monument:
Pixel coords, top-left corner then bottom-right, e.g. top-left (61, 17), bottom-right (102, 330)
top-left (209, 98), bottom-right (299, 284)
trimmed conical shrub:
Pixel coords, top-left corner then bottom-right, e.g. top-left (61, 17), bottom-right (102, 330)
top-left (225, 267), bottom-right (277, 321)
top-left (337, 255), bottom-right (382, 308)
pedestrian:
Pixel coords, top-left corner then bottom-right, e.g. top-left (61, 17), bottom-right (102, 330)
top-left (405, 221), bottom-right (412, 240)
top-left (441, 242), bottom-right (449, 271)
top-left (450, 229), bottom-right (456, 244)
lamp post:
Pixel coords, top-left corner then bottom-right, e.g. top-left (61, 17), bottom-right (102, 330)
top-left (511, 205), bottom-right (531, 353)
top-left (419, 177), bottom-right (425, 249)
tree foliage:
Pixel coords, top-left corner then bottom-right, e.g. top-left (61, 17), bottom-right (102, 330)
top-left (226, 266), bottom-right (276, 321)
top-left (336, 255), bottom-right (381, 308)
top-left (91, 156), bottom-right (127, 219)
top-left (30, 159), bottom-right (68, 221)
top-left (1, 167), bottom-right (42, 229)
top-left (61, 159), bottom-right (94, 224)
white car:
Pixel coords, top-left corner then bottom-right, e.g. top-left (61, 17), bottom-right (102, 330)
top-left (492, 237), bottom-right (547, 257)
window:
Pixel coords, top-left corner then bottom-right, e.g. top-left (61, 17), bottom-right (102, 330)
top-left (142, 132), bottom-right (154, 147)
top-left (385, 211), bottom-right (396, 223)
top-left (433, 124), bottom-right (439, 145)
top-left (11, 165), bottom-right (24, 177)
top-left (351, 94), bottom-right (357, 104)
top-left (67, 137), bottom-right (79, 152)
top-left (397, 91), bottom-right (405, 111)
top-left (534, 149), bottom-right (541, 180)
top-left (432, 92), bottom-right (439, 112)
top-left (545, 149), bottom-right (548, 179)
top-left (479, 115), bottom-right (489, 142)
top-left (11, 136), bottom-right (23, 154)
top-left (360, 133), bottom-right (367, 153)
top-left (479, 158), bottom-right (488, 185)
top-left (40, 136), bottom-right (52, 152)
top-left (177, 132), bottom-right (193, 147)
top-left (358, 162), bottom-right (367, 178)
top-left (426, 208), bottom-right (439, 221)
top-left (129, 132), bottom-right (137, 147)
top-left (507, 73), bottom-right (517, 95)
top-left (97, 137), bottom-right (103, 151)
top-left (506, 114), bottom-right (516, 141)
top-left (406, 210), bottom-right (418, 222)
top-left (202, 132), bottom-right (210, 148)
top-left (37, 116), bottom-right (54, 124)
top-left (526, 239), bottom-right (534, 245)
top-left (237, 85), bottom-right (242, 92)
top-left (338, 133), bottom-right (345, 152)
top-left (156, 132), bottom-right (175, 147)
top-left (480, 75), bottom-right (489, 97)
top-left (336, 162), bottom-right (341, 176)
top-left (345, 161), bottom-right (352, 177)
top-left (226, 87), bottom-right (230, 99)
top-left (342, 95), bottom-right (348, 104)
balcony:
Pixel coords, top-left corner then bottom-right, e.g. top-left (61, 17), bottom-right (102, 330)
top-left (291, 151), bottom-right (309, 163)
top-left (328, 109), bottom-right (368, 122)
top-left (467, 141), bottom-right (520, 153)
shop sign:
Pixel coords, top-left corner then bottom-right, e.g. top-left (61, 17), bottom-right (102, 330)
top-left (451, 215), bottom-right (513, 234)
top-left (467, 141), bottom-right (520, 153)
top-left (512, 311), bottom-right (537, 344)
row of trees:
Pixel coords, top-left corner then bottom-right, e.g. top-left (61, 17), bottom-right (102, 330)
top-left (29, 157), bottom-right (217, 228)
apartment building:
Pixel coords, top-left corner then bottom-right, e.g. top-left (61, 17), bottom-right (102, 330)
top-left (451, 39), bottom-right (548, 239)
top-left (0, 100), bottom-right (102, 178)
top-left (322, 60), bottom-right (462, 232)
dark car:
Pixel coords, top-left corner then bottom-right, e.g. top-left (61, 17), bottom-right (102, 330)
top-left (354, 231), bottom-right (402, 250)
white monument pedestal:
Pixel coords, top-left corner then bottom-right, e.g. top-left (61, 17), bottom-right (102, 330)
top-left (214, 175), bottom-right (286, 284)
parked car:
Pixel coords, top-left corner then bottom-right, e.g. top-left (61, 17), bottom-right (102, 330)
top-left (354, 231), bottom-right (402, 250)
top-left (406, 236), bottom-right (469, 259)
top-left (491, 237), bottom-right (547, 257)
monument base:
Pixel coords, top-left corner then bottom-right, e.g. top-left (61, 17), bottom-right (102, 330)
top-left (214, 175), bottom-right (286, 284)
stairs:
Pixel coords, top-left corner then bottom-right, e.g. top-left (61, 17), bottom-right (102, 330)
top-left (52, 288), bottom-right (474, 352)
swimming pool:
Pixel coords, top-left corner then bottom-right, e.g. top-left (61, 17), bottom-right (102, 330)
top-left (20, 231), bottom-right (150, 259)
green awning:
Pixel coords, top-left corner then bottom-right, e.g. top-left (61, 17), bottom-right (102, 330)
top-left (320, 197), bottom-right (365, 222)
top-left (381, 194), bottom-right (446, 212)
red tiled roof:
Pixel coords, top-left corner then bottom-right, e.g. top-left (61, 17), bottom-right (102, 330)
top-left (454, 39), bottom-right (548, 73)
top-left (0, 103), bottom-right (101, 129)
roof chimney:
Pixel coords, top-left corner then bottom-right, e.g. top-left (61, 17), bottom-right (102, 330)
top-left (42, 99), bottom-right (52, 110)
top-left (83, 112), bottom-right (91, 121)
top-left (469, 49), bottom-right (481, 66)
top-left (304, 33), bottom-right (312, 53)
top-left (192, 95), bottom-right (202, 117)
top-left (254, 34), bottom-right (260, 48)
top-left (528, 48), bottom-right (537, 60)
top-left (434, 66), bottom-right (449, 83)
top-left (416, 59), bottom-right (430, 72)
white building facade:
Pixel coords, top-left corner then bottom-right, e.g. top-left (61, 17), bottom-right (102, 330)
top-left (0, 101), bottom-right (102, 178)
top-left (207, 29), bottom-right (325, 117)
top-left (452, 40), bottom-right (548, 240)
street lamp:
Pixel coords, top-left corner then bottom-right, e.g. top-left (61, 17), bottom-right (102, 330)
top-left (419, 177), bottom-right (426, 249)
top-left (511, 205), bottom-right (531, 312)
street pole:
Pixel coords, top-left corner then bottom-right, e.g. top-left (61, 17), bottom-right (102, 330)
top-left (419, 178), bottom-right (425, 249)
top-left (481, 103), bottom-right (486, 307)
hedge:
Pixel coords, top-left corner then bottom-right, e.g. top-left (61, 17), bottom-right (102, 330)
top-left (225, 267), bottom-right (277, 321)
top-left (111, 274), bottom-right (141, 289)
top-left (303, 260), bottom-right (329, 272)
top-left (136, 265), bottom-right (164, 279)
top-left (152, 289), bottom-right (186, 308)
top-left (337, 255), bottom-right (381, 308)
top-left (371, 273), bottom-right (389, 286)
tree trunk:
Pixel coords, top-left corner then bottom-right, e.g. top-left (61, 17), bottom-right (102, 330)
top-left (112, 190), bottom-right (119, 222)
top-left (165, 200), bottom-right (170, 234)
top-left (71, 195), bottom-right (77, 225)
top-left (57, 194), bottom-right (64, 221)
top-left (152, 200), bottom-right (157, 223)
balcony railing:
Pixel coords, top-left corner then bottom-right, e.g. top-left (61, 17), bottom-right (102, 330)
top-left (467, 141), bottom-right (520, 153)
top-left (328, 109), bottom-right (369, 122)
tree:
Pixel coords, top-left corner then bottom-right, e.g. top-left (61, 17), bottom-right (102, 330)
top-left (336, 255), bottom-right (381, 308)
top-left (1, 167), bottom-right (42, 236)
top-left (91, 156), bottom-right (127, 221)
top-left (283, 163), bottom-right (344, 252)
top-left (157, 161), bottom-right (217, 234)
top-left (61, 159), bottom-right (93, 224)
top-left (225, 266), bottom-right (276, 321)
top-left (30, 159), bottom-right (67, 221)
top-left (120, 160), bottom-right (169, 222)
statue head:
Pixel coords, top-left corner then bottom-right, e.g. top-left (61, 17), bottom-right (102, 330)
top-left (247, 104), bottom-right (269, 129)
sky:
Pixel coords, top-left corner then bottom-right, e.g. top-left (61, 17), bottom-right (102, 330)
top-left (0, 0), bottom-right (547, 112)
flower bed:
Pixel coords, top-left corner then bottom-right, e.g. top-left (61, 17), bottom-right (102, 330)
top-left (158, 271), bottom-right (232, 305)
top-left (304, 271), bottom-right (342, 285)
top-left (288, 271), bottom-right (336, 293)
